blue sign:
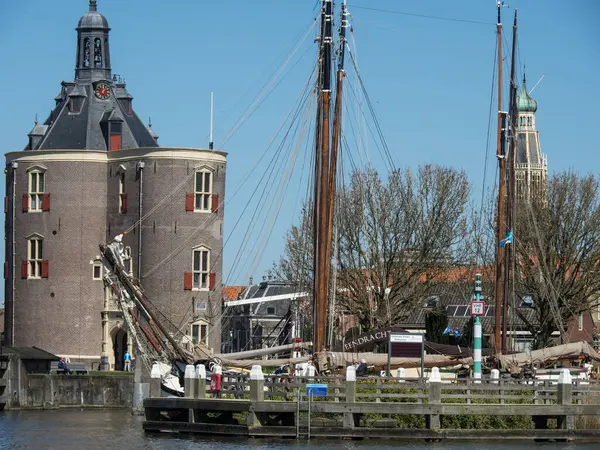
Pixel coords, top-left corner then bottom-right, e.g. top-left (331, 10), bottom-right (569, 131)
top-left (306, 383), bottom-right (328, 397)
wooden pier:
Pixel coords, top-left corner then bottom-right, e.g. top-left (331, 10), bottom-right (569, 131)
top-left (143, 366), bottom-right (600, 441)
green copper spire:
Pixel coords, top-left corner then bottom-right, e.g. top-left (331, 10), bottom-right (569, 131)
top-left (517, 71), bottom-right (538, 113)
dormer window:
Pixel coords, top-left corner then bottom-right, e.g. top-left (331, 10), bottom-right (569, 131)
top-left (69, 96), bottom-right (84, 114)
top-left (109, 122), bottom-right (122, 151)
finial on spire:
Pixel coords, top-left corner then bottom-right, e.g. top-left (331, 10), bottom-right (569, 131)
top-left (148, 117), bottom-right (152, 128)
top-left (523, 63), bottom-right (527, 84)
top-left (34, 114), bottom-right (38, 126)
top-left (89, 0), bottom-right (97, 12)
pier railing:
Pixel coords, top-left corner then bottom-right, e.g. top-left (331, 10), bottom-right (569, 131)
top-left (143, 365), bottom-right (600, 440)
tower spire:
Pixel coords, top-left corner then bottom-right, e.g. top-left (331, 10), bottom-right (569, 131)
top-left (89, 0), bottom-right (98, 12)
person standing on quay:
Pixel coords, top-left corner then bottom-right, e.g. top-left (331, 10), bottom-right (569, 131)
top-left (123, 350), bottom-right (132, 372)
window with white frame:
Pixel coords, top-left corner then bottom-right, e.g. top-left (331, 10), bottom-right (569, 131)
top-left (194, 171), bottom-right (212, 211)
top-left (28, 238), bottom-right (43, 278)
top-left (191, 320), bottom-right (209, 345)
top-left (119, 172), bottom-right (126, 213)
top-left (192, 247), bottom-right (210, 289)
top-left (92, 260), bottom-right (103, 280)
top-left (29, 171), bottom-right (45, 211)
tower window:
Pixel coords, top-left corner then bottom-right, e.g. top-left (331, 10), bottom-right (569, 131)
top-left (92, 260), bottom-right (103, 280)
top-left (191, 320), bottom-right (209, 345)
top-left (28, 238), bottom-right (43, 279)
top-left (83, 38), bottom-right (91, 68)
top-left (28, 171), bottom-right (45, 212)
top-left (94, 38), bottom-right (103, 68)
top-left (527, 116), bottom-right (532, 126)
top-left (123, 246), bottom-right (132, 275)
top-left (110, 122), bottom-right (122, 151)
top-left (194, 171), bottom-right (212, 211)
top-left (192, 247), bottom-right (210, 290)
top-left (119, 171), bottom-right (127, 213)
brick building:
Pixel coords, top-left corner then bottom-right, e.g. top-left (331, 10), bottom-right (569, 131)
top-left (3, 1), bottom-right (226, 370)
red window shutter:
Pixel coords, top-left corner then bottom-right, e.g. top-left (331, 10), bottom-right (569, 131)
top-left (209, 272), bottom-right (216, 291)
top-left (121, 193), bottom-right (128, 213)
top-left (21, 261), bottom-right (28, 279)
top-left (42, 193), bottom-right (51, 212)
top-left (22, 194), bottom-right (29, 212)
top-left (185, 193), bottom-right (194, 212)
top-left (41, 260), bottom-right (49, 279)
top-left (184, 272), bottom-right (193, 290)
top-left (211, 194), bottom-right (219, 213)
top-left (110, 134), bottom-right (122, 151)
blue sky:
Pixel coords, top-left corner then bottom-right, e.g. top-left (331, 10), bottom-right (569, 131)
top-left (0, 0), bottom-right (598, 289)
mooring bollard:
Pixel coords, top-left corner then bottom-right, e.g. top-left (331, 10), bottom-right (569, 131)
top-left (150, 363), bottom-right (161, 398)
top-left (247, 365), bottom-right (265, 428)
top-left (490, 369), bottom-right (500, 384)
top-left (343, 365), bottom-right (357, 429)
top-left (184, 364), bottom-right (196, 398)
top-left (395, 367), bottom-right (406, 383)
top-left (557, 368), bottom-right (574, 430)
top-left (427, 367), bottom-right (441, 430)
top-left (195, 364), bottom-right (206, 399)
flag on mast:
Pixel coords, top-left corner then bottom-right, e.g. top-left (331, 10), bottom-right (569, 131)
top-left (500, 229), bottom-right (513, 247)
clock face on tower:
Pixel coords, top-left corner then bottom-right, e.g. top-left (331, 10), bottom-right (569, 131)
top-left (95, 83), bottom-right (110, 100)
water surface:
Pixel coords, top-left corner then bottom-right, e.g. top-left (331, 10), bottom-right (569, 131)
top-left (0, 409), bottom-right (595, 449)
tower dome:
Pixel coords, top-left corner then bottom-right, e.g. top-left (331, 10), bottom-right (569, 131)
top-left (77, 0), bottom-right (109, 29)
top-left (517, 75), bottom-right (538, 113)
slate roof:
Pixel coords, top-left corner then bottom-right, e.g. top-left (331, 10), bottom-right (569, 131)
top-left (400, 282), bottom-right (538, 334)
top-left (28, 82), bottom-right (159, 151)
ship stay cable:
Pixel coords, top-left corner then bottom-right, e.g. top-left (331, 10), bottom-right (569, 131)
top-left (218, 19), bottom-right (318, 148)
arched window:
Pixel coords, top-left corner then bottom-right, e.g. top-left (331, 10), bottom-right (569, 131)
top-left (83, 38), bottom-right (91, 67)
top-left (94, 38), bottom-right (103, 68)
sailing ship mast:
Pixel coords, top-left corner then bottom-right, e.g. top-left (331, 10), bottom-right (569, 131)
top-left (501, 10), bottom-right (518, 352)
top-left (493, 2), bottom-right (507, 354)
top-left (313, 0), bottom-right (333, 355)
top-left (313, 0), bottom-right (346, 356)
top-left (325, 0), bottom-right (348, 350)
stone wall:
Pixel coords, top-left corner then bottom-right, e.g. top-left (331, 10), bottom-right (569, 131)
top-left (1, 353), bottom-right (133, 410)
top-left (24, 374), bottom-right (133, 409)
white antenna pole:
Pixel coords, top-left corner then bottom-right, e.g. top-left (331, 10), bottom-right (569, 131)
top-left (209, 91), bottom-right (214, 150)
top-left (529, 75), bottom-right (544, 94)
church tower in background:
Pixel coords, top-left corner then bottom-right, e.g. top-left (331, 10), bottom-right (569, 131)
top-left (514, 73), bottom-right (548, 200)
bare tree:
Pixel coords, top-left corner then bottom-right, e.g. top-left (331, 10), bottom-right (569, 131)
top-left (512, 171), bottom-right (600, 349)
top-left (275, 165), bottom-right (471, 332)
top-left (335, 166), bottom-right (470, 329)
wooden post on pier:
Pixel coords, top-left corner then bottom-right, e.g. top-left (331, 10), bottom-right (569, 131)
top-left (247, 365), bottom-right (265, 428)
top-left (557, 368), bottom-right (574, 430)
top-left (426, 367), bottom-right (441, 430)
top-left (343, 365), bottom-right (357, 429)
top-left (195, 364), bottom-right (206, 399)
top-left (149, 363), bottom-right (161, 398)
top-left (184, 364), bottom-right (196, 398)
